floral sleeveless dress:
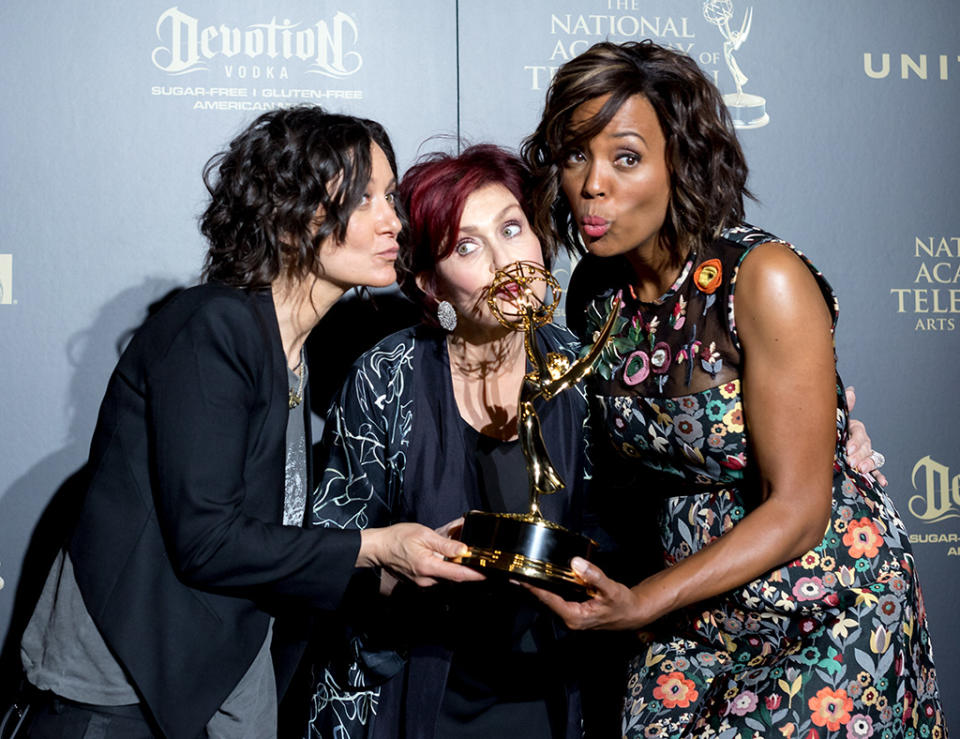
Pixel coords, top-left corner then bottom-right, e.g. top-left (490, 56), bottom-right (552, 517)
top-left (574, 225), bottom-right (946, 738)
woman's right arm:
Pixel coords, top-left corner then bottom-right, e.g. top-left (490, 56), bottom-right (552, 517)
top-left (148, 296), bottom-right (363, 609)
top-left (527, 243), bottom-right (837, 630)
top-left (149, 301), bottom-right (475, 611)
top-left (356, 524), bottom-right (477, 587)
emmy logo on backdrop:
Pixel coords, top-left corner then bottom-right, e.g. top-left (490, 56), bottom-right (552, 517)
top-left (703, 0), bottom-right (770, 129)
top-left (452, 261), bottom-right (621, 599)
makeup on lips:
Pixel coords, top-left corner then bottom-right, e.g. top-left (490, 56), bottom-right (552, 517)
top-left (582, 215), bottom-right (610, 239)
top-left (495, 281), bottom-right (523, 300)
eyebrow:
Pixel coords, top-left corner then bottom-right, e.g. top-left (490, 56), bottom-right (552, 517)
top-left (458, 203), bottom-right (521, 234)
top-left (369, 173), bottom-right (397, 189)
top-left (610, 130), bottom-right (647, 144)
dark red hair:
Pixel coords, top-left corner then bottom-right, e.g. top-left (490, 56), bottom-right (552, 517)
top-left (398, 144), bottom-right (550, 325)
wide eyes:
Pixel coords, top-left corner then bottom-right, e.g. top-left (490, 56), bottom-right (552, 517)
top-left (455, 240), bottom-right (479, 256)
top-left (454, 220), bottom-right (523, 257)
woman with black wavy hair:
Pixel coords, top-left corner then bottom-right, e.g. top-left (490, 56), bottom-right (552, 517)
top-left (17, 106), bottom-right (480, 739)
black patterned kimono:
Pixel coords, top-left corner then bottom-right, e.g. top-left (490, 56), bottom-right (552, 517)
top-left (307, 323), bottom-right (593, 739)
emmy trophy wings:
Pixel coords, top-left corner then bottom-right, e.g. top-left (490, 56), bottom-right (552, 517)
top-left (485, 261), bottom-right (623, 514)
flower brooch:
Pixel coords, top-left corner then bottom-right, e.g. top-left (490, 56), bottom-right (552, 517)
top-left (693, 258), bottom-right (722, 294)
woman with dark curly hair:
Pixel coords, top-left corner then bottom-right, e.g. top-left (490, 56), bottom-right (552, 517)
top-left (16, 106), bottom-right (480, 739)
top-left (521, 41), bottom-right (945, 735)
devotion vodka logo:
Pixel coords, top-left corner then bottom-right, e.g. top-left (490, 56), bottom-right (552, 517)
top-left (910, 456), bottom-right (960, 525)
top-left (151, 7), bottom-right (362, 79)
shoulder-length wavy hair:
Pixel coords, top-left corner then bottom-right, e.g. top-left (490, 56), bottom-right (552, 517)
top-left (200, 105), bottom-right (399, 289)
top-left (397, 144), bottom-right (548, 326)
top-left (522, 40), bottom-right (752, 259)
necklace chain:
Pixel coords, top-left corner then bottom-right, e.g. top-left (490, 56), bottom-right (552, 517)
top-left (288, 346), bottom-right (306, 409)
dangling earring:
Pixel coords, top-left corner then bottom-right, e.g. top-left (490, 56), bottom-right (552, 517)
top-left (437, 300), bottom-right (457, 332)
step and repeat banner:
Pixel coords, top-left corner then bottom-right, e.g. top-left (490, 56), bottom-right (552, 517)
top-left (1, 0), bottom-right (957, 725)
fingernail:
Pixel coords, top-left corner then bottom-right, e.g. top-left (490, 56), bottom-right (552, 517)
top-left (571, 558), bottom-right (587, 575)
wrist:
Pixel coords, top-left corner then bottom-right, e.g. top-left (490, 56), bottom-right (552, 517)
top-left (628, 575), bottom-right (674, 629)
top-left (357, 528), bottom-right (383, 569)
top-left (379, 568), bottom-right (399, 596)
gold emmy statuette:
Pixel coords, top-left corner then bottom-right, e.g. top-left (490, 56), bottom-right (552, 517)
top-left (451, 261), bottom-right (621, 600)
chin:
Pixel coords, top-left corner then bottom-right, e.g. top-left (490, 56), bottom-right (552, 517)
top-left (586, 238), bottom-right (627, 259)
top-left (367, 268), bottom-right (398, 289)
top-left (458, 309), bottom-right (506, 332)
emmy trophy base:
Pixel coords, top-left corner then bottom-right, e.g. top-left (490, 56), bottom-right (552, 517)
top-left (723, 92), bottom-right (769, 129)
top-left (452, 511), bottom-right (597, 601)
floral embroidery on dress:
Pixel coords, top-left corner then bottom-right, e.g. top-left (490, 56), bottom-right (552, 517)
top-left (575, 224), bottom-right (945, 737)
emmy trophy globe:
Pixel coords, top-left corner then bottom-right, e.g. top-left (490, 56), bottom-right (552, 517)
top-left (451, 261), bottom-right (621, 600)
top-left (703, 0), bottom-right (770, 129)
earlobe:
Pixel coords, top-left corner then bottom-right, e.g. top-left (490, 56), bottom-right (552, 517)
top-left (416, 271), bottom-right (445, 309)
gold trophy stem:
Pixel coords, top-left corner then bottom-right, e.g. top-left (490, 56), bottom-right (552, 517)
top-left (519, 294), bottom-right (622, 516)
top-left (455, 262), bottom-right (623, 599)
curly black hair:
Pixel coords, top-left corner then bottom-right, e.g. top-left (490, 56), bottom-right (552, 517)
top-left (522, 40), bottom-right (753, 259)
top-left (200, 105), bottom-right (399, 288)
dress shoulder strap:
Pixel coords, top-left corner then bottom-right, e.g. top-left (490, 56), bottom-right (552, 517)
top-left (724, 224), bottom-right (839, 352)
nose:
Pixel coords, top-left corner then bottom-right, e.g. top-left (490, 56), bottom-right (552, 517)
top-left (378, 198), bottom-right (402, 236)
top-left (581, 159), bottom-right (606, 199)
top-left (490, 244), bottom-right (516, 273)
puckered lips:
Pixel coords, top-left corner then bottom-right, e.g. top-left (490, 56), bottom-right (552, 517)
top-left (581, 214), bottom-right (610, 239)
top-left (376, 244), bottom-right (399, 260)
top-left (494, 281), bottom-right (522, 299)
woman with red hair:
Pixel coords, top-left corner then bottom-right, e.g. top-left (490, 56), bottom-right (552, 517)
top-left (306, 144), bottom-right (591, 739)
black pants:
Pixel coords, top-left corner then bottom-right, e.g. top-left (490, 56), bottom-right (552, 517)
top-left (21, 695), bottom-right (157, 739)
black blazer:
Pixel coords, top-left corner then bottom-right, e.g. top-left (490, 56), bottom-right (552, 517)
top-left (68, 283), bottom-right (363, 738)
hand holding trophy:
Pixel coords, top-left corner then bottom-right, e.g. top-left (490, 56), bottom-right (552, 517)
top-left (452, 261), bottom-right (621, 599)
